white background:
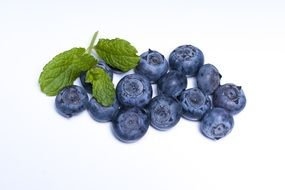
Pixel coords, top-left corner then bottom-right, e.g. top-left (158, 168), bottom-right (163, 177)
top-left (1, 0), bottom-right (285, 189)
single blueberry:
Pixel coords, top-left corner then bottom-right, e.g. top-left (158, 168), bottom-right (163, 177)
top-left (169, 45), bottom-right (204, 76)
top-left (179, 88), bottom-right (212, 121)
top-left (80, 60), bottom-right (113, 94)
top-left (112, 107), bottom-right (150, 143)
top-left (88, 97), bottom-right (120, 122)
top-left (55, 85), bottom-right (89, 118)
top-left (135, 49), bottom-right (168, 83)
top-left (213, 83), bottom-right (246, 115)
top-left (148, 95), bottom-right (182, 131)
top-left (116, 74), bottom-right (152, 107)
top-left (80, 72), bottom-right (92, 94)
top-left (197, 64), bottom-right (221, 95)
top-left (157, 70), bottom-right (187, 98)
top-left (200, 108), bottom-right (234, 140)
top-left (97, 60), bottom-right (113, 79)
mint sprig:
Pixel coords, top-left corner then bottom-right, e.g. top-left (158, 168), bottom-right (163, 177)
top-left (39, 32), bottom-right (139, 106)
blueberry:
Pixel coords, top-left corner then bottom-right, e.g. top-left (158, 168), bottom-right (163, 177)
top-left (135, 49), bottom-right (168, 83)
top-left (148, 95), bottom-right (182, 131)
top-left (179, 88), bottom-right (212, 121)
top-left (200, 107), bottom-right (234, 140)
top-left (169, 45), bottom-right (204, 76)
top-left (116, 74), bottom-right (152, 107)
top-left (55, 85), bottom-right (89, 118)
top-left (108, 65), bottom-right (124, 74)
top-left (197, 64), bottom-right (221, 95)
top-left (213, 83), bottom-right (246, 115)
top-left (88, 97), bottom-right (120, 122)
top-left (112, 107), bottom-right (149, 143)
top-left (80, 72), bottom-right (92, 94)
top-left (157, 70), bottom-right (187, 98)
top-left (80, 60), bottom-right (113, 94)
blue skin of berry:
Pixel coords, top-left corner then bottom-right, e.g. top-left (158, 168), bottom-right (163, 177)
top-left (169, 45), bottom-right (204, 76)
top-left (108, 65), bottom-right (124, 74)
top-left (179, 88), bottom-right (212, 121)
top-left (88, 97), bottom-right (120, 122)
top-left (80, 60), bottom-right (113, 94)
top-left (197, 64), bottom-right (221, 95)
top-left (135, 49), bottom-right (169, 83)
top-left (148, 95), bottom-right (182, 131)
top-left (213, 83), bottom-right (246, 115)
top-left (116, 74), bottom-right (152, 108)
top-left (55, 85), bottom-right (89, 118)
top-left (112, 107), bottom-right (150, 143)
top-left (200, 107), bottom-right (234, 140)
top-left (157, 70), bottom-right (187, 98)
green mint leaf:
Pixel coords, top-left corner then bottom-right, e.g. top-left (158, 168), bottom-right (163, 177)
top-left (86, 67), bottom-right (115, 106)
top-left (94, 38), bottom-right (140, 72)
top-left (39, 47), bottom-right (97, 96)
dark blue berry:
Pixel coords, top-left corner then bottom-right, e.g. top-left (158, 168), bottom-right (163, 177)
top-left (108, 65), bottom-right (124, 74)
top-left (116, 74), bottom-right (152, 107)
top-left (135, 49), bottom-right (168, 83)
top-left (197, 64), bottom-right (221, 95)
top-left (88, 97), bottom-right (120, 122)
top-left (157, 70), bottom-right (187, 98)
top-left (179, 88), bottom-right (211, 121)
top-left (213, 83), bottom-right (246, 115)
top-left (169, 45), bottom-right (204, 76)
top-left (200, 108), bottom-right (234, 140)
top-left (55, 85), bottom-right (89, 118)
top-left (148, 95), bottom-right (182, 131)
top-left (80, 60), bottom-right (113, 94)
top-left (112, 107), bottom-right (150, 143)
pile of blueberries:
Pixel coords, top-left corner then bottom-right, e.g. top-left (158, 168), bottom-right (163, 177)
top-left (55, 45), bottom-right (246, 143)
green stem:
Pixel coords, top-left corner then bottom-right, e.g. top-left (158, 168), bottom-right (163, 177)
top-left (86, 31), bottom-right (99, 54)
